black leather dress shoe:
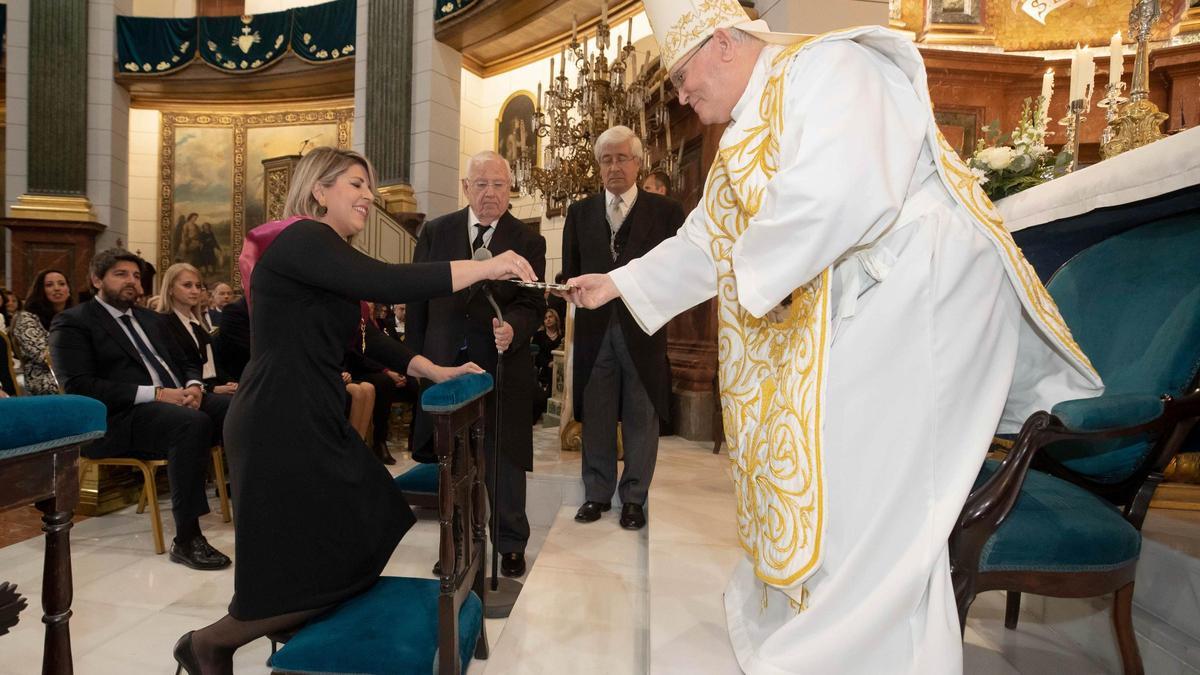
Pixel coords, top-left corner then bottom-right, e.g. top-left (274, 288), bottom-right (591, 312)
top-left (574, 501), bottom-right (612, 523)
top-left (169, 536), bottom-right (232, 570)
top-left (500, 552), bottom-right (526, 578)
top-left (619, 503), bottom-right (646, 530)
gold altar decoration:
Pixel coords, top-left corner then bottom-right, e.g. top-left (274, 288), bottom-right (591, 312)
top-left (1102, 0), bottom-right (1170, 159)
top-left (519, 13), bottom-right (675, 212)
top-left (894, 0), bottom-right (1188, 50)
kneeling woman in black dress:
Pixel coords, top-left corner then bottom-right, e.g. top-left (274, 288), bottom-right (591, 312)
top-left (175, 147), bottom-right (536, 674)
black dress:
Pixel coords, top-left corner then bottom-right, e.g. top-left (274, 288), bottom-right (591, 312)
top-left (224, 219), bottom-right (451, 620)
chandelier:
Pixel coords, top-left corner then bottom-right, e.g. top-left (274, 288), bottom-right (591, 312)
top-left (513, 11), bottom-right (676, 212)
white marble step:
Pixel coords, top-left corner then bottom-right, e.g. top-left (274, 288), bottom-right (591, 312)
top-left (1136, 511), bottom-right (1200, 646)
top-left (645, 443), bottom-right (743, 674)
top-left (483, 505), bottom-right (650, 674)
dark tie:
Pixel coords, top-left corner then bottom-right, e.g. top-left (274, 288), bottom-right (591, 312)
top-left (472, 223), bottom-right (492, 252)
top-left (118, 314), bottom-right (180, 387)
top-left (189, 321), bottom-right (210, 364)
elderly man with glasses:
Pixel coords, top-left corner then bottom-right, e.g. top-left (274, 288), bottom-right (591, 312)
top-left (407, 150), bottom-right (547, 578)
top-left (562, 125), bottom-right (686, 531)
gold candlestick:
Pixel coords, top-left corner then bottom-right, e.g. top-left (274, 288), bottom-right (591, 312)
top-left (1105, 0), bottom-right (1169, 158)
top-left (1098, 81), bottom-right (1129, 157)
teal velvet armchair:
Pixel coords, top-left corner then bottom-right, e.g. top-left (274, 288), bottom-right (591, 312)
top-left (951, 214), bottom-right (1200, 675)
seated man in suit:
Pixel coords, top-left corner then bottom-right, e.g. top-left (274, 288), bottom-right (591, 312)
top-left (563, 125), bottom-right (686, 530)
top-left (408, 150), bottom-right (547, 578)
top-left (49, 248), bottom-right (232, 570)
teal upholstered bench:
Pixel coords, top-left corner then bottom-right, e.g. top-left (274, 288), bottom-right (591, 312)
top-left (395, 373), bottom-right (493, 509)
top-left (268, 577), bottom-right (483, 675)
top-left (273, 373), bottom-right (493, 674)
top-left (0, 395), bottom-right (106, 460)
top-left (0, 394), bottom-right (106, 674)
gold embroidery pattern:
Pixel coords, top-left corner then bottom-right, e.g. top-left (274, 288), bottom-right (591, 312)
top-left (932, 130), bottom-right (1097, 375)
top-left (661, 0), bottom-right (748, 68)
top-left (705, 43), bottom-right (828, 592)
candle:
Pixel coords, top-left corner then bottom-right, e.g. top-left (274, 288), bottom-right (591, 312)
top-left (630, 51), bottom-right (638, 79)
top-left (617, 36), bottom-right (623, 56)
top-left (1109, 31), bottom-right (1123, 86)
top-left (1081, 47), bottom-right (1095, 101)
top-left (560, 46), bottom-right (566, 75)
top-left (572, 14), bottom-right (578, 44)
top-left (1041, 67), bottom-right (1054, 103)
top-left (627, 17), bottom-right (633, 45)
top-left (537, 82), bottom-right (542, 111)
top-left (601, 0), bottom-right (607, 25)
top-left (1075, 45), bottom-right (1084, 100)
top-left (550, 57), bottom-right (555, 84)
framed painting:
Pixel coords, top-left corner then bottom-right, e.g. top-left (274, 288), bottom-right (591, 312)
top-left (159, 107), bottom-right (353, 290)
top-left (495, 90), bottom-right (538, 194)
top-left (929, 0), bottom-right (983, 25)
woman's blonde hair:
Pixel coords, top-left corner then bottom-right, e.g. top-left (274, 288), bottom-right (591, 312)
top-left (158, 262), bottom-right (208, 327)
top-left (283, 146), bottom-right (379, 220)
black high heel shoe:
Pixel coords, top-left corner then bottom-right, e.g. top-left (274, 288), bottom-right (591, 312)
top-left (173, 630), bottom-right (200, 675)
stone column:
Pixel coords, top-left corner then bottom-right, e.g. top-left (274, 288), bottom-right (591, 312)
top-left (2, 0), bottom-right (105, 297)
top-left (11, 0), bottom-right (94, 220)
top-left (364, 0), bottom-right (419, 215)
top-left (410, 0), bottom-right (462, 219)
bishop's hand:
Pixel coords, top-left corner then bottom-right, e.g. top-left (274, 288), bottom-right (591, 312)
top-left (560, 273), bottom-right (619, 309)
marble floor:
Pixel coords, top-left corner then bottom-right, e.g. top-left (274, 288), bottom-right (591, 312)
top-left (0, 426), bottom-right (1191, 673)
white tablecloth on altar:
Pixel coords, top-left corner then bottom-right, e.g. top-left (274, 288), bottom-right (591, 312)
top-left (997, 127), bottom-right (1200, 232)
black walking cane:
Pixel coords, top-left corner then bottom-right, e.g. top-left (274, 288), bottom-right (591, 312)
top-left (472, 248), bottom-right (524, 619)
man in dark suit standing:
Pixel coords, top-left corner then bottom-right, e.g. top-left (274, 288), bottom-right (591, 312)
top-left (49, 248), bottom-right (232, 570)
top-left (563, 126), bottom-right (685, 530)
top-left (408, 151), bottom-right (547, 578)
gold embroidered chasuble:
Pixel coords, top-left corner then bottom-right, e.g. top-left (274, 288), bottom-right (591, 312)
top-left (705, 29), bottom-right (1099, 604)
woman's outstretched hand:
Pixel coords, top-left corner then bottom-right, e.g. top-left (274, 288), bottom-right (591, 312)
top-left (429, 361), bottom-right (486, 383)
top-left (559, 274), bottom-right (619, 309)
top-left (485, 250), bottom-right (537, 283)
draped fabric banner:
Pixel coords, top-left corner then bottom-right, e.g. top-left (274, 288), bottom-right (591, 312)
top-left (117, 0), bottom-right (354, 76)
top-left (291, 0), bottom-right (356, 63)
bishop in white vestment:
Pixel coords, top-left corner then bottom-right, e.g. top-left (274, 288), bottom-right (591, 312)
top-left (564, 2), bottom-right (1103, 673)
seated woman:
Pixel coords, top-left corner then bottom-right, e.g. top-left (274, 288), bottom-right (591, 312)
top-left (156, 263), bottom-right (238, 396)
top-left (176, 146), bottom-right (537, 674)
top-left (11, 269), bottom-right (76, 395)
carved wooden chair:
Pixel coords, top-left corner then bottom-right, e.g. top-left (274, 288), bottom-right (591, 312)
top-left (0, 394), bottom-right (108, 673)
top-left (951, 214), bottom-right (1200, 674)
top-left (269, 373), bottom-right (492, 674)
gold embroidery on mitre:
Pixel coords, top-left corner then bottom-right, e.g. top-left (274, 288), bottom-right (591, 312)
top-left (661, 0), bottom-right (749, 68)
top-left (705, 41), bottom-right (828, 596)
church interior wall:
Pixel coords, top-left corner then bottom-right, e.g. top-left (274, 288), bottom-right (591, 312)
top-left (127, 108), bottom-right (161, 261)
top-left (757, 0), bottom-right (889, 34)
top-left (410, 0), bottom-right (462, 222)
top-left (129, 0), bottom-right (196, 18)
top-left (89, 0), bottom-right (133, 252)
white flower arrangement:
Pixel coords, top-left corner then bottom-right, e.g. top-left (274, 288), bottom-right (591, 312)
top-left (967, 97), bottom-right (1072, 201)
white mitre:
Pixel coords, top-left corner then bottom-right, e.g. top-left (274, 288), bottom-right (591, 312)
top-left (642, 0), bottom-right (808, 70)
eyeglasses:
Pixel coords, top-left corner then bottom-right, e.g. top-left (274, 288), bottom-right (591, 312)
top-left (469, 180), bottom-right (510, 192)
top-left (669, 36), bottom-right (712, 89)
top-left (598, 154), bottom-right (638, 167)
